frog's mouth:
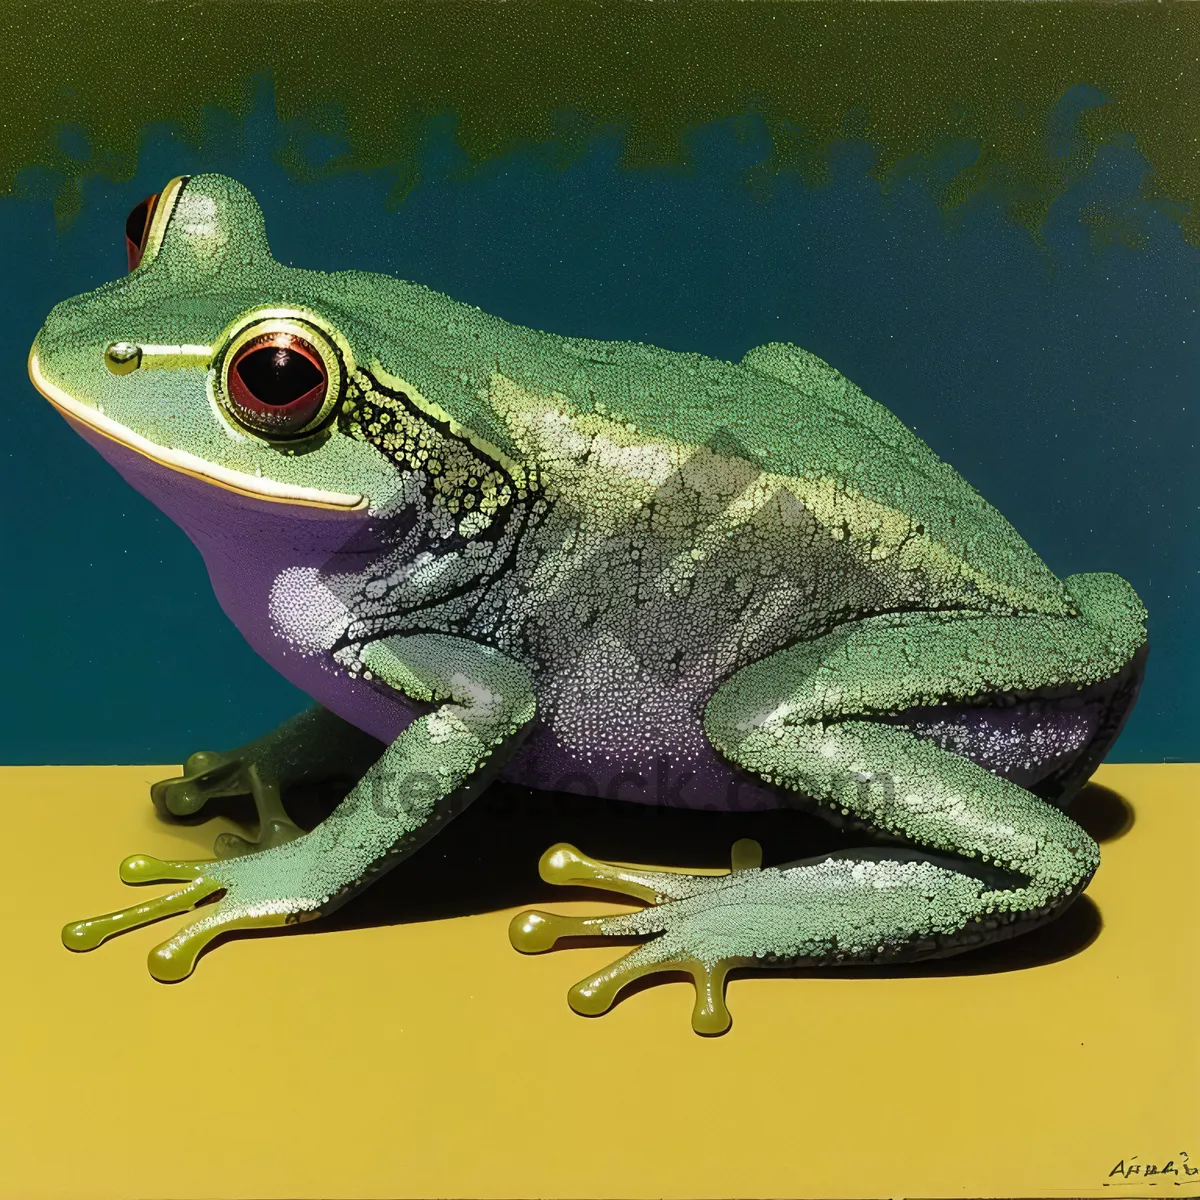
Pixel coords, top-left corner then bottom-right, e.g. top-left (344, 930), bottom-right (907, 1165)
top-left (28, 348), bottom-right (368, 512)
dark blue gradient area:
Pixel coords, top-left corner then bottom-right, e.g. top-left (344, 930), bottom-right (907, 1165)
top-left (3, 91), bottom-right (1195, 763)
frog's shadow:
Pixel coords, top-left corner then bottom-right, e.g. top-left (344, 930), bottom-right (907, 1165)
top-left (192, 778), bottom-right (1131, 979)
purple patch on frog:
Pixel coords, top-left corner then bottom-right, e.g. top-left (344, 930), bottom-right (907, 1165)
top-left (63, 415), bottom-right (418, 744)
top-left (893, 698), bottom-right (1104, 789)
top-left (501, 730), bottom-right (785, 812)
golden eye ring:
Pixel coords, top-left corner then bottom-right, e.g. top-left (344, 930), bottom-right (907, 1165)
top-left (212, 313), bottom-right (349, 441)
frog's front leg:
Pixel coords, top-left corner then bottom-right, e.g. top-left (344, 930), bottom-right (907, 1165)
top-left (63, 635), bottom-right (535, 980)
top-left (151, 704), bottom-right (386, 857)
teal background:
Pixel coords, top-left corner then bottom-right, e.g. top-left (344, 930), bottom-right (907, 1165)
top-left (4, 84), bottom-right (1196, 764)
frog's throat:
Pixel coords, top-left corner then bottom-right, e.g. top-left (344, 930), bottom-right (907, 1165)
top-left (28, 349), bottom-right (368, 513)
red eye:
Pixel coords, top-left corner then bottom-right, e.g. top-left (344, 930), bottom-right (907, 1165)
top-left (227, 333), bottom-right (330, 437)
top-left (125, 192), bottom-right (159, 272)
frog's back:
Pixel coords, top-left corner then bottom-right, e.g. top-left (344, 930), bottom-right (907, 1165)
top-left (335, 274), bottom-right (1070, 618)
top-left (512, 326), bottom-right (1068, 618)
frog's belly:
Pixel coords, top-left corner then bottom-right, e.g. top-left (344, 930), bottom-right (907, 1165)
top-left (268, 623), bottom-right (785, 810)
top-left (503, 694), bottom-right (1111, 810)
top-left (185, 528), bottom-right (1125, 813)
top-left (497, 687), bottom-right (1113, 812)
top-left (254, 616), bottom-right (1125, 813)
top-left (504, 719), bottom-right (784, 811)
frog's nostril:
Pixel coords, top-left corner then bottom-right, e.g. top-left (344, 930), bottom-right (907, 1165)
top-left (125, 192), bottom-right (159, 272)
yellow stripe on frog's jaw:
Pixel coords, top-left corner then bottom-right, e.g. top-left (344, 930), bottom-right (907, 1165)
top-left (28, 348), bottom-right (369, 513)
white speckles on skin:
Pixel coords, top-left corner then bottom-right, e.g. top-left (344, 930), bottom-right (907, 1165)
top-left (175, 191), bottom-right (219, 238)
top-left (564, 857), bottom-right (989, 965)
top-left (907, 707), bottom-right (1097, 781)
top-left (269, 567), bottom-right (353, 655)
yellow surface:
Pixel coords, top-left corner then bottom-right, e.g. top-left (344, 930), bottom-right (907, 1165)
top-left (0, 763), bottom-right (1196, 1200)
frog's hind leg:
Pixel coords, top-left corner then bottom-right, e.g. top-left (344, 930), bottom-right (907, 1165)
top-left (151, 704), bottom-right (385, 857)
top-left (511, 576), bottom-right (1146, 1033)
top-left (702, 573), bottom-right (1147, 960)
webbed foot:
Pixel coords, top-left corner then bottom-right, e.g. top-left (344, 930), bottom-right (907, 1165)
top-left (151, 751), bottom-right (304, 857)
top-left (510, 840), bottom-right (764, 1035)
top-left (150, 707), bottom-right (386, 858)
top-left (62, 848), bottom-right (319, 981)
top-left (512, 833), bottom-right (1034, 1035)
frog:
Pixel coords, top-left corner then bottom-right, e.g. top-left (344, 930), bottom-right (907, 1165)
top-left (29, 173), bottom-right (1147, 1034)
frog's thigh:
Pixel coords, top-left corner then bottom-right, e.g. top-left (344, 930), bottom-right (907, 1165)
top-left (704, 606), bottom-right (1114, 930)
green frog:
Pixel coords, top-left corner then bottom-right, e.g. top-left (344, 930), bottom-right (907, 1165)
top-left (29, 174), bottom-right (1146, 1033)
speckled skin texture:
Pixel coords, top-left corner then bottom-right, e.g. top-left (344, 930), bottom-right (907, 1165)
top-left (34, 176), bottom-right (1146, 1022)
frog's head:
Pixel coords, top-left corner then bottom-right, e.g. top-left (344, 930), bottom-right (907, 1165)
top-left (29, 175), bottom-right (404, 516)
top-left (30, 174), bottom-right (526, 537)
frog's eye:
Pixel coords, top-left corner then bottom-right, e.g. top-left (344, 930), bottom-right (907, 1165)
top-left (226, 332), bottom-right (331, 437)
top-left (125, 193), bottom-right (159, 272)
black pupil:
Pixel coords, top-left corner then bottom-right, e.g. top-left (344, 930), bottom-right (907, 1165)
top-left (125, 198), bottom-right (152, 247)
top-left (236, 346), bottom-right (324, 406)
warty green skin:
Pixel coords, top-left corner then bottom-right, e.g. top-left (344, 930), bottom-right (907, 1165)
top-left (32, 175), bottom-right (1147, 1029)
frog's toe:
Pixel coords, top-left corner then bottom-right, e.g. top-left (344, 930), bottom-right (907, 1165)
top-left (151, 754), bottom-right (305, 858)
top-left (509, 907), bottom-right (625, 951)
top-left (568, 942), bottom-right (739, 1036)
top-left (144, 902), bottom-right (305, 983)
top-left (534, 841), bottom-right (741, 902)
top-left (119, 852), bottom-right (211, 883)
top-left (151, 751), bottom-right (245, 817)
top-left (62, 865), bottom-right (222, 954)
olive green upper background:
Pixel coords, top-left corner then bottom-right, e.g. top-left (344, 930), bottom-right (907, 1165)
top-left (1, 1), bottom-right (1195, 243)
